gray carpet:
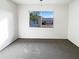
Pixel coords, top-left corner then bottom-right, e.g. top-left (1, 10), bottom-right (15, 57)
top-left (0, 39), bottom-right (79, 59)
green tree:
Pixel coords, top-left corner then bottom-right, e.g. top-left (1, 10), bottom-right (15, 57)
top-left (30, 11), bottom-right (40, 21)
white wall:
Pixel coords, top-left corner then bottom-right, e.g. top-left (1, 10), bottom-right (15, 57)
top-left (0, 12), bottom-right (8, 47)
top-left (0, 0), bottom-right (18, 51)
top-left (68, 0), bottom-right (79, 47)
top-left (18, 4), bottom-right (68, 39)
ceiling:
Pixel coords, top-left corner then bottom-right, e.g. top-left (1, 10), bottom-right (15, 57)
top-left (11, 0), bottom-right (74, 5)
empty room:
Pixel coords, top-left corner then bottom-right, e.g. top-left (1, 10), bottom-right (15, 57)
top-left (0, 0), bottom-right (79, 59)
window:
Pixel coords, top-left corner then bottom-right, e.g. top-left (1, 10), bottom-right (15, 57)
top-left (30, 11), bottom-right (54, 28)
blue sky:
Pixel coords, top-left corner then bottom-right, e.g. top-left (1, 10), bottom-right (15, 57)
top-left (38, 11), bottom-right (54, 18)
